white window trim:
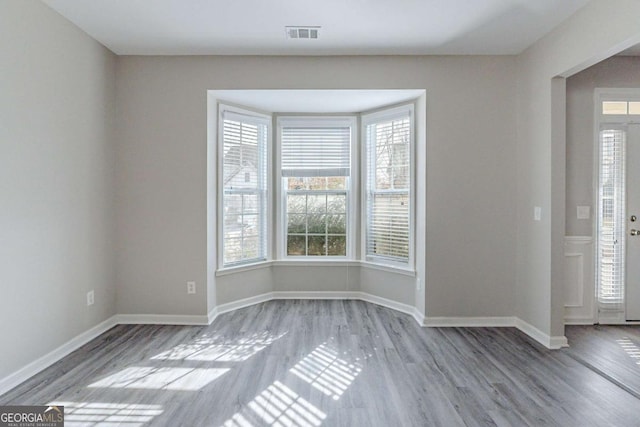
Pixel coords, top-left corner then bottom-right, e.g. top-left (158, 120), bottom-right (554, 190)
top-left (361, 103), bottom-right (416, 270)
top-left (276, 115), bottom-right (358, 260)
top-left (597, 88), bottom-right (640, 124)
top-left (215, 260), bottom-right (416, 277)
top-left (217, 103), bottom-right (272, 270)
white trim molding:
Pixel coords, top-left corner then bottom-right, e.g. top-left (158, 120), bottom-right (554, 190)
top-left (419, 316), bottom-right (569, 349)
top-left (216, 261), bottom-right (272, 277)
top-left (355, 292), bottom-right (415, 317)
top-left (424, 316), bottom-right (517, 327)
top-left (216, 260), bottom-right (413, 277)
top-left (564, 236), bottom-right (595, 325)
top-left (515, 318), bottom-right (569, 350)
top-left (214, 292), bottom-right (274, 317)
top-left (272, 291), bottom-right (360, 300)
top-left (0, 316), bottom-right (118, 397)
top-left (360, 262), bottom-right (416, 277)
top-left (212, 291), bottom-right (415, 320)
top-left (412, 308), bottom-right (426, 326)
top-left (115, 313), bottom-right (210, 326)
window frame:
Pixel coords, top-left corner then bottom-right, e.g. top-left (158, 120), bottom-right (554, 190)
top-left (361, 104), bottom-right (416, 270)
top-left (217, 103), bottom-right (272, 269)
top-left (276, 116), bottom-right (358, 261)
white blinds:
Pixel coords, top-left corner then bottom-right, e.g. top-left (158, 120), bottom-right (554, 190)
top-left (281, 124), bottom-right (351, 177)
top-left (364, 109), bottom-right (412, 263)
top-left (221, 109), bottom-right (269, 266)
top-left (598, 127), bottom-right (626, 308)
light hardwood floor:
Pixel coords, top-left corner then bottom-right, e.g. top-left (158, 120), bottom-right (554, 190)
top-left (2, 300), bottom-right (640, 426)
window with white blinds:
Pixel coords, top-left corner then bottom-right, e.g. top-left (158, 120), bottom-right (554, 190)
top-left (281, 123), bottom-right (351, 177)
top-left (363, 106), bottom-right (413, 264)
top-left (279, 118), bottom-right (354, 257)
top-left (597, 127), bottom-right (626, 308)
top-left (220, 107), bottom-right (269, 267)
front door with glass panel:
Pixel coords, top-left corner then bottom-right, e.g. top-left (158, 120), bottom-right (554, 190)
top-left (626, 124), bottom-right (640, 320)
top-left (597, 94), bottom-right (640, 322)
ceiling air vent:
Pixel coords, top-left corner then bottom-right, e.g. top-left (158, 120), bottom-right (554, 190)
top-left (285, 26), bottom-right (320, 40)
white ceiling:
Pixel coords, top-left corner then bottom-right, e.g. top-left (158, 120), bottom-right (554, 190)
top-left (42, 0), bottom-right (591, 56)
top-left (210, 90), bottom-right (425, 113)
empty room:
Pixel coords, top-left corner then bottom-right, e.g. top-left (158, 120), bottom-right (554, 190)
top-left (2, 0), bottom-right (640, 425)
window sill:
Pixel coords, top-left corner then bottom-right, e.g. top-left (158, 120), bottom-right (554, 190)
top-left (216, 259), bottom-right (415, 278)
top-left (273, 260), bottom-right (360, 268)
top-left (360, 261), bottom-right (416, 277)
top-left (216, 261), bottom-right (273, 277)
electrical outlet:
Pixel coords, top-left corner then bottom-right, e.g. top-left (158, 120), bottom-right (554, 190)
top-left (534, 206), bottom-right (542, 221)
top-left (87, 290), bottom-right (94, 306)
top-left (577, 205), bottom-right (590, 220)
top-left (187, 281), bottom-right (196, 294)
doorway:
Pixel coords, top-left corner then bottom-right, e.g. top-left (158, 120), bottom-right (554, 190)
top-left (596, 90), bottom-right (640, 323)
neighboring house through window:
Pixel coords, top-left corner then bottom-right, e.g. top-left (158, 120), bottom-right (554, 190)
top-left (220, 105), bottom-right (269, 267)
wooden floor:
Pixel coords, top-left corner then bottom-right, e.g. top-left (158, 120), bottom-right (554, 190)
top-left (565, 324), bottom-right (640, 399)
top-left (2, 300), bottom-right (640, 426)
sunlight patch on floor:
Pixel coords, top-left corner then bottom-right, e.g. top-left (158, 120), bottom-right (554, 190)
top-left (222, 381), bottom-right (326, 427)
top-left (290, 343), bottom-right (362, 400)
top-left (616, 337), bottom-right (640, 365)
top-left (151, 331), bottom-right (286, 362)
top-left (88, 366), bottom-right (229, 391)
top-left (49, 401), bottom-right (163, 427)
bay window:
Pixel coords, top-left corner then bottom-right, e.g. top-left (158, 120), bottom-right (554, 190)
top-left (216, 101), bottom-right (414, 271)
top-left (278, 118), bottom-right (355, 258)
top-left (363, 105), bottom-right (414, 265)
top-left (219, 105), bottom-right (270, 267)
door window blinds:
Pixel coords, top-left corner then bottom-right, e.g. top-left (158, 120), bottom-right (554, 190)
top-left (598, 127), bottom-right (626, 309)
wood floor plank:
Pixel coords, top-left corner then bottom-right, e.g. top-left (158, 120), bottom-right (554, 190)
top-left (2, 301), bottom-right (640, 426)
top-left (565, 325), bottom-right (640, 398)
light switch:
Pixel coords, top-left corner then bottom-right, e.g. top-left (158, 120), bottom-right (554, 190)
top-left (534, 206), bottom-right (541, 221)
top-left (577, 205), bottom-right (590, 220)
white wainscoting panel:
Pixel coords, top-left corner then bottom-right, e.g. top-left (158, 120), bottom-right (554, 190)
top-left (564, 253), bottom-right (584, 307)
top-left (564, 236), bottom-right (594, 324)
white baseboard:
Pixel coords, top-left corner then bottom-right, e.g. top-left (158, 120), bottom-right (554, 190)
top-left (207, 307), bottom-right (219, 325)
top-left (412, 308), bottom-right (426, 326)
top-left (354, 292), bottom-right (416, 317)
top-left (212, 291), bottom-right (415, 321)
top-left (515, 318), bottom-right (568, 349)
top-left (115, 313), bottom-right (209, 326)
top-left (0, 316), bottom-right (118, 397)
top-left (564, 317), bottom-right (595, 325)
top-left (214, 292), bottom-right (274, 317)
top-left (420, 315), bottom-right (569, 350)
top-left (272, 291), bottom-right (361, 300)
top-left (424, 316), bottom-right (517, 327)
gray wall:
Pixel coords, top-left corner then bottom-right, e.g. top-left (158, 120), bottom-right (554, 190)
top-left (115, 55), bottom-right (518, 319)
top-left (566, 56), bottom-right (640, 237)
top-left (0, 0), bottom-right (116, 379)
top-left (515, 0), bottom-right (640, 339)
